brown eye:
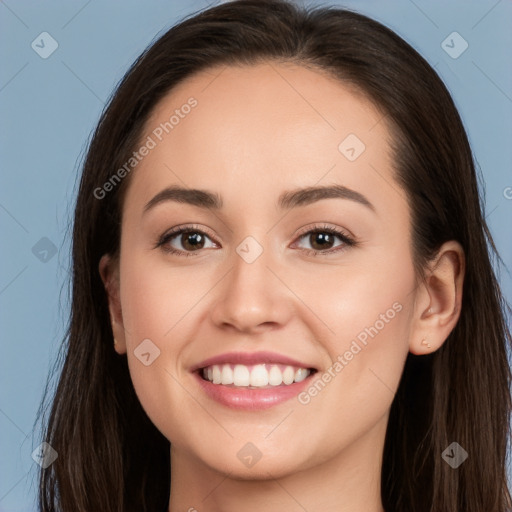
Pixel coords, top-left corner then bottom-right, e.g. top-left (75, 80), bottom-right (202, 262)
top-left (293, 226), bottom-right (355, 255)
top-left (308, 232), bottom-right (335, 251)
top-left (180, 231), bottom-right (206, 251)
top-left (158, 227), bottom-right (217, 255)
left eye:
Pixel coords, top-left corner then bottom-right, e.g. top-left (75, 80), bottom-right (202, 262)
top-left (294, 229), bottom-right (353, 253)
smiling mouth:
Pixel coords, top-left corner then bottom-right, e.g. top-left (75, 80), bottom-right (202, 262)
top-left (199, 363), bottom-right (317, 389)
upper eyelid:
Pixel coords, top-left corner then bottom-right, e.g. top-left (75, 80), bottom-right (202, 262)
top-left (162, 223), bottom-right (347, 238)
top-left (293, 223), bottom-right (351, 237)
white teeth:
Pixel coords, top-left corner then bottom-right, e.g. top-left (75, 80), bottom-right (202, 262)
top-left (233, 364), bottom-right (250, 386)
top-left (221, 365), bottom-right (234, 385)
top-left (212, 365), bottom-right (222, 384)
top-left (202, 363), bottom-right (311, 387)
top-left (268, 365), bottom-right (283, 386)
top-left (294, 368), bottom-right (309, 383)
top-left (282, 366), bottom-right (295, 385)
top-left (250, 364), bottom-right (269, 387)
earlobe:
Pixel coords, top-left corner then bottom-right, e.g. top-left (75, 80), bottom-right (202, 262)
top-left (99, 254), bottom-right (127, 354)
top-left (409, 241), bottom-right (465, 355)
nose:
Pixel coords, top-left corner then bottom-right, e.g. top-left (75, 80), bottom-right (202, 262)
top-left (209, 245), bottom-right (293, 334)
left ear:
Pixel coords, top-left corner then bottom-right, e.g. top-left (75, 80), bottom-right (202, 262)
top-left (409, 240), bottom-right (465, 355)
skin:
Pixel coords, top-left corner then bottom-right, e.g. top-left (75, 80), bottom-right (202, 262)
top-left (100, 62), bottom-right (464, 512)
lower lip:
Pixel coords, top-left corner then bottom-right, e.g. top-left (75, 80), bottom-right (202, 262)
top-left (193, 371), bottom-right (314, 410)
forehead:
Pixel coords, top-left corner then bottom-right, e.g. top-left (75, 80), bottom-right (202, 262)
top-left (124, 62), bottom-right (398, 214)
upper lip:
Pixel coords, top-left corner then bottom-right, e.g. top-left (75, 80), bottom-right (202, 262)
top-left (190, 351), bottom-right (316, 372)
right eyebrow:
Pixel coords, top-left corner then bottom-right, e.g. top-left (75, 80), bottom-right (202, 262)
top-left (143, 186), bottom-right (222, 214)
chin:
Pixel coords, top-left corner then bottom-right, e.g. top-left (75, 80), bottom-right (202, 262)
top-left (186, 438), bottom-right (318, 481)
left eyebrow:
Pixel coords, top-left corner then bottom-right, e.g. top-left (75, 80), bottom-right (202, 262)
top-left (278, 184), bottom-right (376, 213)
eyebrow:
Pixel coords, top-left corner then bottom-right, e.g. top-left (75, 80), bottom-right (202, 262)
top-left (143, 184), bottom-right (375, 214)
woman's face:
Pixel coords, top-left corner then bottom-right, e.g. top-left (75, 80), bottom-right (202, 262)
top-left (108, 62), bottom-right (420, 478)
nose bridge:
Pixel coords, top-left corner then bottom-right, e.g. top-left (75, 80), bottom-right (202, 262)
top-left (210, 238), bottom-right (291, 331)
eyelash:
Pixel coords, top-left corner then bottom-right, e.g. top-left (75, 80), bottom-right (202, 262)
top-left (155, 223), bottom-right (357, 257)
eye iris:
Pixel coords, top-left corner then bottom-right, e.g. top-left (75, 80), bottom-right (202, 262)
top-left (310, 232), bottom-right (334, 250)
top-left (182, 231), bottom-right (204, 251)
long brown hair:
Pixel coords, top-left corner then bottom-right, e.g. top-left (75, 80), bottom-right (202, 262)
top-left (38, 1), bottom-right (512, 511)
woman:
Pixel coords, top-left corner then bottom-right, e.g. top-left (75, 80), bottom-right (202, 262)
top-left (38, 1), bottom-right (511, 511)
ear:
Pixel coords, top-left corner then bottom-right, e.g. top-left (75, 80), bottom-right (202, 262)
top-left (409, 240), bottom-right (465, 355)
top-left (99, 254), bottom-right (127, 354)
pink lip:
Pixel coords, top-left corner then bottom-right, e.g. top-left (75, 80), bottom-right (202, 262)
top-left (190, 351), bottom-right (315, 372)
top-left (193, 372), bottom-right (313, 410)
top-left (190, 351), bottom-right (316, 411)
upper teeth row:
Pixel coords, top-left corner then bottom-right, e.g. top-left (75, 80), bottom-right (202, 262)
top-left (202, 364), bottom-right (310, 387)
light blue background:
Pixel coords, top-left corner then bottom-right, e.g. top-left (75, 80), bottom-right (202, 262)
top-left (1, 1), bottom-right (511, 510)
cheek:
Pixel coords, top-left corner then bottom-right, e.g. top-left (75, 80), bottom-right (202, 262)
top-left (288, 244), bottom-right (415, 349)
top-left (292, 254), bottom-right (414, 434)
top-left (119, 250), bottom-right (204, 343)
top-left (117, 253), bottom-right (198, 435)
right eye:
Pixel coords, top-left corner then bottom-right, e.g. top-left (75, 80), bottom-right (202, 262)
top-left (156, 226), bottom-right (219, 256)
